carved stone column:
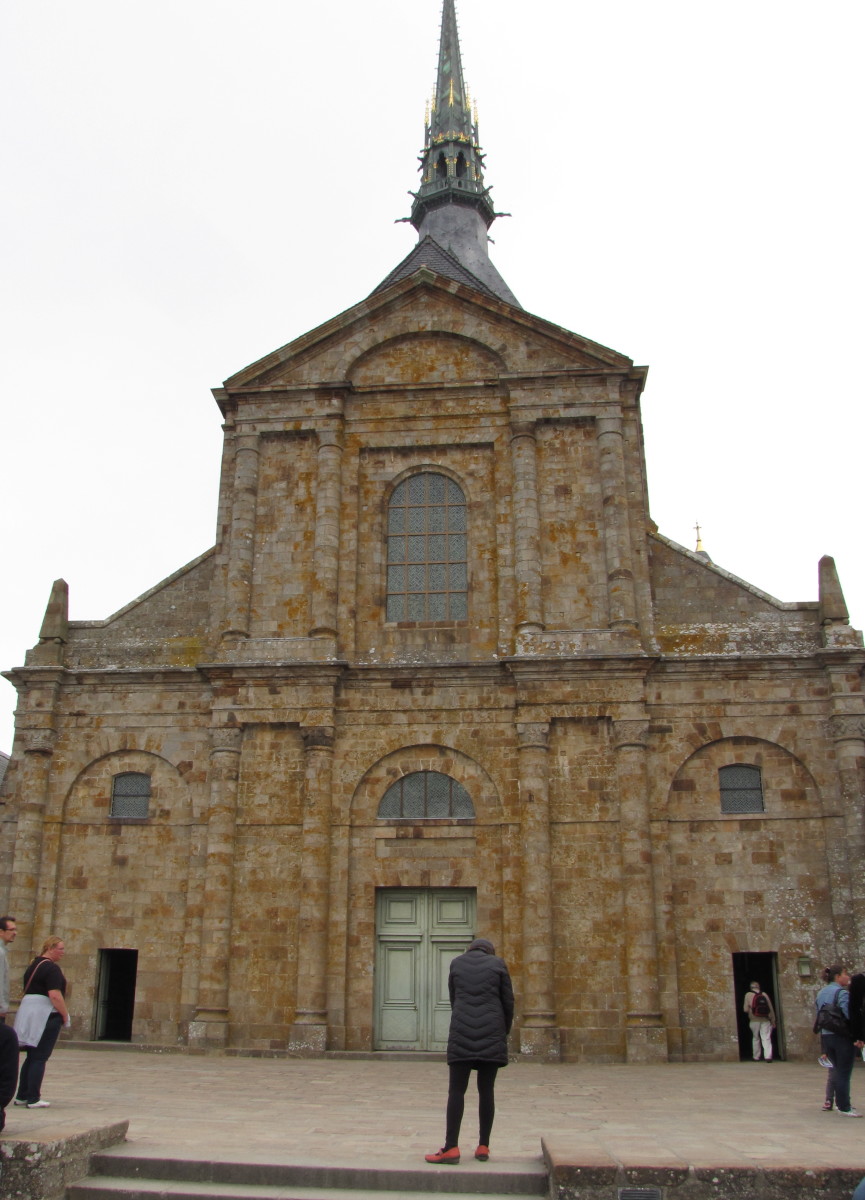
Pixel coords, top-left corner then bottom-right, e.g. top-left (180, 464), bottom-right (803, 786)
top-left (309, 420), bottom-right (344, 639)
top-left (828, 713), bottom-right (865, 950)
top-left (509, 420), bottom-right (544, 637)
top-left (596, 414), bottom-right (638, 633)
top-left (516, 720), bottom-right (560, 1060)
top-left (190, 725), bottom-right (242, 1049)
top-left (613, 718), bottom-right (666, 1061)
top-left (8, 726), bottom-right (58, 948)
top-left (221, 431), bottom-right (260, 643)
top-left (288, 726), bottom-right (335, 1053)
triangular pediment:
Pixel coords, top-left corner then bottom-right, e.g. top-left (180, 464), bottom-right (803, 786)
top-left (219, 269), bottom-right (638, 399)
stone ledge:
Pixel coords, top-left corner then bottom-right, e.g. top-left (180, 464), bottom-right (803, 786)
top-left (542, 1139), bottom-right (864, 1200)
top-left (0, 1119), bottom-right (128, 1200)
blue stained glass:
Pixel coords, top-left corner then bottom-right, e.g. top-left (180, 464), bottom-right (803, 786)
top-left (403, 773), bottom-right (425, 817)
top-left (428, 475), bottom-right (445, 502)
top-left (427, 534), bottom-right (446, 560)
top-left (407, 564), bottom-right (426, 591)
top-left (387, 565), bottom-right (405, 591)
top-left (427, 772), bottom-right (449, 816)
top-left (429, 564), bottom-right (446, 590)
top-left (388, 537), bottom-right (405, 563)
top-left (427, 506), bottom-right (445, 532)
top-left (446, 479), bottom-right (464, 504)
top-left (388, 507), bottom-right (405, 533)
top-left (408, 594), bottom-right (425, 620)
top-left (408, 535), bottom-right (426, 560)
top-left (408, 476), bottom-right (426, 503)
top-left (408, 507), bottom-right (425, 533)
top-left (448, 534), bottom-right (466, 560)
top-left (428, 594), bottom-right (446, 619)
top-left (391, 480), bottom-right (408, 506)
top-left (450, 594), bottom-right (467, 619)
top-left (449, 563), bottom-right (467, 589)
top-left (387, 596), bottom-right (404, 621)
top-left (448, 506), bottom-right (466, 532)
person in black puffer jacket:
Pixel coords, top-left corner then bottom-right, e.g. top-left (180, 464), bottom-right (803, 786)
top-left (425, 938), bottom-right (514, 1166)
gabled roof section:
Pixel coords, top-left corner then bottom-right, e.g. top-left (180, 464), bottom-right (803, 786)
top-left (371, 235), bottom-right (501, 301)
top-left (219, 269), bottom-right (639, 397)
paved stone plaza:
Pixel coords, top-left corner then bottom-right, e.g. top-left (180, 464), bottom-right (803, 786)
top-left (3, 1049), bottom-right (865, 1176)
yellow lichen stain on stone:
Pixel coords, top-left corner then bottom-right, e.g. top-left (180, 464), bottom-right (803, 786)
top-left (165, 637), bottom-right (205, 667)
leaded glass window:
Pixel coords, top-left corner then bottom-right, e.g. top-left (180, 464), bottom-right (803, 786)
top-left (386, 473), bottom-right (467, 622)
top-left (377, 771), bottom-right (475, 819)
top-left (110, 772), bottom-right (151, 819)
top-left (719, 764), bottom-right (764, 814)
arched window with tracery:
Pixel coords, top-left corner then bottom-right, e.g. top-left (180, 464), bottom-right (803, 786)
top-left (377, 771), bottom-right (475, 819)
top-left (386, 473), bottom-right (467, 622)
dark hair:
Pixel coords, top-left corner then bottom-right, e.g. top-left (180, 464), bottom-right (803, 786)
top-left (0, 916), bottom-right (15, 931)
top-left (822, 964), bottom-right (846, 983)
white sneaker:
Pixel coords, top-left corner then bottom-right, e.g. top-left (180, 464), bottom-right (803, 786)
top-left (837, 1107), bottom-right (863, 1117)
top-left (26, 1100), bottom-right (50, 1109)
top-left (13, 1100), bottom-right (28, 1107)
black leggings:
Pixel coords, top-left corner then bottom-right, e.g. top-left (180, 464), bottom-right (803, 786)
top-left (444, 1060), bottom-right (499, 1150)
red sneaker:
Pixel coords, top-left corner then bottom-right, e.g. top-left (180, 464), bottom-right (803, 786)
top-left (475, 1145), bottom-right (490, 1161)
top-left (425, 1147), bottom-right (461, 1164)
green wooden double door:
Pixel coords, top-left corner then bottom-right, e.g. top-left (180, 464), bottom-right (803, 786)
top-left (374, 888), bottom-right (476, 1052)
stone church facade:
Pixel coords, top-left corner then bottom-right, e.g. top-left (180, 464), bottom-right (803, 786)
top-left (2, 3), bottom-right (864, 1063)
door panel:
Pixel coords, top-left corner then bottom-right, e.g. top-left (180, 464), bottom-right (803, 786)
top-left (374, 888), bottom-right (475, 1051)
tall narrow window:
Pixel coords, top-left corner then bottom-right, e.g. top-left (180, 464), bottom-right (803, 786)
top-left (377, 771), bottom-right (475, 819)
top-left (386, 473), bottom-right (467, 622)
top-left (719, 764), bottom-right (764, 814)
top-left (111, 772), bottom-right (151, 819)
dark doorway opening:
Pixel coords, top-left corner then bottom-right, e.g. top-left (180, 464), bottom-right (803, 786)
top-left (94, 949), bottom-right (138, 1041)
top-left (732, 951), bottom-right (783, 1060)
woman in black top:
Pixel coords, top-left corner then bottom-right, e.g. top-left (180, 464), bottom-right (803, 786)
top-left (15, 936), bottom-right (70, 1109)
top-left (425, 938), bottom-right (514, 1165)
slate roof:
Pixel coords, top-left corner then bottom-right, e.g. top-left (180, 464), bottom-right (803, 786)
top-left (370, 235), bottom-right (502, 301)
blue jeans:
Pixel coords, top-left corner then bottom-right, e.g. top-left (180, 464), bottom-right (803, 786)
top-left (16, 1012), bottom-right (62, 1103)
top-left (822, 1032), bottom-right (855, 1112)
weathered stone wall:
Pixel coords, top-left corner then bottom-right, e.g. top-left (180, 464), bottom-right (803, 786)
top-left (2, 271), bottom-right (863, 1065)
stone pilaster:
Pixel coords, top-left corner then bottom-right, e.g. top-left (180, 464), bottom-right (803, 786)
top-left (8, 726), bottom-right (57, 951)
top-left (828, 712), bottom-right (865, 952)
top-left (309, 417), bottom-right (344, 639)
top-left (596, 414), bottom-right (638, 633)
top-left (509, 419), bottom-right (544, 637)
top-left (516, 720), bottom-right (560, 1060)
top-left (221, 431), bottom-right (260, 643)
top-left (189, 725), bottom-right (242, 1049)
top-left (288, 725), bottom-right (335, 1053)
top-left (612, 718), bottom-right (667, 1061)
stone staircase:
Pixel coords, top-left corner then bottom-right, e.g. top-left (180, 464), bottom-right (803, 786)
top-left (66, 1147), bottom-right (549, 1200)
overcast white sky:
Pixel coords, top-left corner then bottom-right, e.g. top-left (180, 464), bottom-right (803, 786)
top-left (1, 0), bottom-right (863, 752)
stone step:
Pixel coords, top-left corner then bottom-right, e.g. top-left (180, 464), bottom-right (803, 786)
top-left (69, 1179), bottom-right (538, 1200)
top-left (67, 1151), bottom-right (547, 1200)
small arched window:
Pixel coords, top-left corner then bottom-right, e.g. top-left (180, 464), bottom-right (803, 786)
top-left (436, 152), bottom-right (447, 179)
top-left (111, 772), bottom-right (151, 819)
top-left (719, 764), bottom-right (764, 814)
top-left (386, 473), bottom-right (467, 622)
top-left (377, 771), bottom-right (475, 819)
top-left (455, 152), bottom-right (467, 178)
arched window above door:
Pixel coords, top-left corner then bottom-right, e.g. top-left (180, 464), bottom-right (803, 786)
top-left (377, 771), bottom-right (475, 819)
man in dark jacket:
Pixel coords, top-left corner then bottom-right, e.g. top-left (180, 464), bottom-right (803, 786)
top-left (425, 938), bottom-right (514, 1165)
top-left (0, 1022), bottom-right (20, 1131)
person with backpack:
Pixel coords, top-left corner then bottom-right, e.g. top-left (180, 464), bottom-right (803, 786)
top-left (815, 964), bottom-right (865, 1115)
top-left (743, 981), bottom-right (776, 1061)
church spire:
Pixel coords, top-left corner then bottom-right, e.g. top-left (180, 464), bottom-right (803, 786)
top-left (407, 0), bottom-right (519, 307)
